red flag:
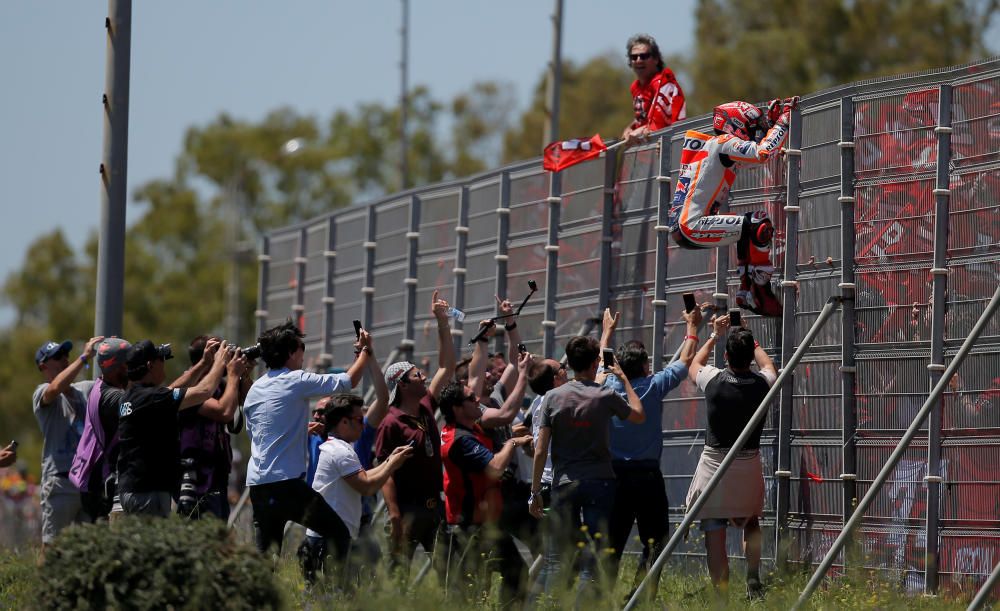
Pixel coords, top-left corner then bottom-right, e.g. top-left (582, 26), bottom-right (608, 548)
top-left (542, 134), bottom-right (607, 172)
top-left (805, 471), bottom-right (824, 483)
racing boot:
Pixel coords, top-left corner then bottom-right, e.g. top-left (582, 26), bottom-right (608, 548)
top-left (735, 211), bottom-right (781, 317)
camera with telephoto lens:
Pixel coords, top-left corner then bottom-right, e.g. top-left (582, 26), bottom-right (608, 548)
top-left (156, 343), bottom-right (173, 360)
top-left (177, 457), bottom-right (199, 517)
top-left (241, 343), bottom-right (261, 361)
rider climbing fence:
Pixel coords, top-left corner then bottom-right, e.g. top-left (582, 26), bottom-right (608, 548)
top-left (258, 57), bottom-right (1000, 598)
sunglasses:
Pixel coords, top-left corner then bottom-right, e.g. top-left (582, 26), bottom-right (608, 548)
top-left (629, 52), bottom-right (652, 61)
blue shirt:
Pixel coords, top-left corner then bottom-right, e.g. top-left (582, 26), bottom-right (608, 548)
top-left (603, 361), bottom-right (688, 462)
top-left (244, 369), bottom-right (351, 486)
top-left (306, 433), bottom-right (324, 486)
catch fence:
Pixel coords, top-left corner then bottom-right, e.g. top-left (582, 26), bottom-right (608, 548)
top-left (259, 57), bottom-right (1000, 595)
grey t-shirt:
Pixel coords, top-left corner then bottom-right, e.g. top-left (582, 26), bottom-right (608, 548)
top-left (538, 379), bottom-right (630, 486)
top-left (33, 380), bottom-right (94, 480)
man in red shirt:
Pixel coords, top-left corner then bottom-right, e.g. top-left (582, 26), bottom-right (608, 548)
top-left (375, 290), bottom-right (455, 574)
top-left (621, 33), bottom-right (686, 147)
top-left (439, 380), bottom-right (531, 604)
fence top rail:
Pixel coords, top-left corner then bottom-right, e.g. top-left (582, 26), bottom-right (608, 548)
top-left (265, 57), bottom-right (1000, 242)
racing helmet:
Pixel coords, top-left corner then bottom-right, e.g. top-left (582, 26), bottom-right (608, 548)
top-left (713, 101), bottom-right (766, 141)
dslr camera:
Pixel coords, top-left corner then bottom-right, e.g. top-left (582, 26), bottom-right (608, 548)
top-left (241, 343), bottom-right (262, 361)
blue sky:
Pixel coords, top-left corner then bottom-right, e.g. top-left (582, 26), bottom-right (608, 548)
top-left (1, 2), bottom-right (996, 327)
top-left (0, 1), bottom-right (697, 326)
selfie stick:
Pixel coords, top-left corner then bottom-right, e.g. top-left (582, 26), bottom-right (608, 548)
top-left (468, 280), bottom-right (538, 345)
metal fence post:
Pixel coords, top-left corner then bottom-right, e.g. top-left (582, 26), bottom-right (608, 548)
top-left (95, 0), bottom-right (132, 340)
top-left (254, 235), bottom-right (270, 343)
top-left (320, 216), bottom-right (336, 361)
top-left (493, 174), bottom-right (511, 356)
top-left (401, 194), bottom-right (421, 362)
top-left (838, 96), bottom-right (860, 535)
top-left (292, 227), bottom-right (307, 332)
top-left (453, 186), bottom-right (470, 354)
top-left (712, 201), bottom-right (730, 368)
top-left (542, 172), bottom-right (562, 358)
top-left (598, 148), bottom-right (618, 317)
top-left (924, 83), bottom-right (953, 594)
top-left (362, 206), bottom-right (377, 330)
top-left (794, 285), bottom-right (1000, 610)
top-left (651, 135), bottom-right (673, 368)
top-left (775, 106), bottom-right (803, 568)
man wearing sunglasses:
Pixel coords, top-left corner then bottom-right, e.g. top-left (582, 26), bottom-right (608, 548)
top-left (621, 33), bottom-right (687, 148)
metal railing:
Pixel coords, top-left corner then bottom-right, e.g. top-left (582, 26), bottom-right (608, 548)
top-left (257, 57), bottom-right (1000, 598)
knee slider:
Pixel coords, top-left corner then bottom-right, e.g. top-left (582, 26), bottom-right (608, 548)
top-left (743, 211), bottom-right (773, 248)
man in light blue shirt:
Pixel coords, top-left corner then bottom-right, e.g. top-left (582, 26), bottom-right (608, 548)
top-left (599, 306), bottom-right (701, 598)
top-left (244, 320), bottom-right (371, 557)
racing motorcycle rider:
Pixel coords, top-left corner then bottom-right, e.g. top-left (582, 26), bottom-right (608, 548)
top-left (668, 96), bottom-right (799, 317)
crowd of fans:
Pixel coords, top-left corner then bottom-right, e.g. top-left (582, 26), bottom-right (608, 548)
top-left (16, 280), bottom-right (774, 603)
top-left (5, 32), bottom-right (799, 603)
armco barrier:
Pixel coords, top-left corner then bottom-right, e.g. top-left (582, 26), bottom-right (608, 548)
top-left (258, 58), bottom-right (1000, 595)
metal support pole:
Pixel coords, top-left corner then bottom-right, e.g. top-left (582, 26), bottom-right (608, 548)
top-left (453, 187), bottom-right (470, 354)
top-left (254, 236), bottom-right (270, 343)
top-left (542, 172), bottom-right (561, 358)
top-left (362, 206), bottom-right (377, 330)
top-left (775, 106), bottom-right (803, 567)
top-left (924, 83), bottom-right (953, 594)
top-left (624, 296), bottom-right (843, 611)
top-left (95, 0), bottom-right (132, 339)
top-left (292, 227), bottom-right (307, 332)
top-left (493, 174), bottom-right (511, 356)
top-left (968, 558), bottom-right (1000, 611)
top-left (651, 135), bottom-right (673, 368)
top-left (794, 285), bottom-right (1000, 610)
top-left (838, 96), bottom-right (859, 535)
top-left (598, 148), bottom-right (617, 317)
top-left (402, 195), bottom-right (420, 362)
top-left (399, 0), bottom-right (409, 190)
top-left (321, 217), bottom-right (336, 361)
top-left (712, 202), bottom-right (730, 368)
top-left (542, 0), bottom-right (563, 148)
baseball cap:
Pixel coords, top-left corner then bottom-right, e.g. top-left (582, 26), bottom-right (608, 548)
top-left (384, 361), bottom-right (416, 405)
top-left (35, 340), bottom-right (72, 365)
top-left (125, 340), bottom-right (173, 376)
top-left (96, 338), bottom-right (132, 373)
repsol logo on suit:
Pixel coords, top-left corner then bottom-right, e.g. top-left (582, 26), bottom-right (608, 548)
top-left (682, 137), bottom-right (705, 150)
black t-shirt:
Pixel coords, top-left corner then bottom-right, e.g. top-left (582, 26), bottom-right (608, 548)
top-left (700, 367), bottom-right (771, 450)
top-left (116, 384), bottom-right (187, 494)
top-left (98, 385), bottom-right (125, 443)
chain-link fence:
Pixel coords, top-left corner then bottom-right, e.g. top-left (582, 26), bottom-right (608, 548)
top-left (258, 57), bottom-right (1000, 594)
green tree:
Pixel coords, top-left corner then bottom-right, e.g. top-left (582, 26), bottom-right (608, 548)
top-left (685, 0), bottom-right (999, 112)
top-left (0, 83), bottom-right (508, 476)
top-left (502, 53), bottom-right (634, 162)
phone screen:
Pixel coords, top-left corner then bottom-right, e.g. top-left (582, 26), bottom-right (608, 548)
top-left (729, 309), bottom-right (741, 327)
top-left (602, 349), bottom-right (614, 369)
top-left (353, 320), bottom-right (362, 339)
top-left (683, 293), bottom-right (696, 313)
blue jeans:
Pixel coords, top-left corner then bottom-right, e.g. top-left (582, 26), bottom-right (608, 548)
top-left (536, 479), bottom-right (616, 603)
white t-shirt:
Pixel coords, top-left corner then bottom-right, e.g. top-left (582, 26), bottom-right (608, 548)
top-left (305, 437), bottom-right (363, 539)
